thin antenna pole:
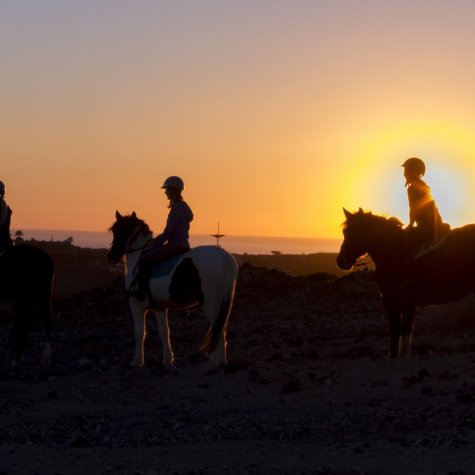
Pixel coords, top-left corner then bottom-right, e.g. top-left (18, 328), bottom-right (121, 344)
top-left (211, 221), bottom-right (225, 247)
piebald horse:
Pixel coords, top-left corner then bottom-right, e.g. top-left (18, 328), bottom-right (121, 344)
top-left (107, 211), bottom-right (238, 368)
top-left (337, 208), bottom-right (475, 358)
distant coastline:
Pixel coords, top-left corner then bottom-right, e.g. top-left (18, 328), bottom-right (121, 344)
top-left (11, 228), bottom-right (342, 255)
top-left (8, 235), bottom-right (348, 299)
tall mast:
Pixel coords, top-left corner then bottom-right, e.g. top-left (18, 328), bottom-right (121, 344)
top-left (211, 222), bottom-right (225, 247)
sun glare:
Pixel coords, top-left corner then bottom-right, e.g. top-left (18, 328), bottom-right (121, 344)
top-left (425, 164), bottom-right (468, 227)
top-left (339, 121), bottom-right (475, 228)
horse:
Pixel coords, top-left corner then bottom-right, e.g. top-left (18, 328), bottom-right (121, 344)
top-left (336, 207), bottom-right (475, 358)
top-left (107, 211), bottom-right (239, 368)
top-left (0, 244), bottom-right (54, 364)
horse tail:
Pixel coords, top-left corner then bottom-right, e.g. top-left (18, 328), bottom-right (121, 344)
top-left (199, 278), bottom-right (236, 355)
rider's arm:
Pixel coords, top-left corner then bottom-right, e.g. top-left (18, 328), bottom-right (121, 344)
top-left (154, 205), bottom-right (181, 246)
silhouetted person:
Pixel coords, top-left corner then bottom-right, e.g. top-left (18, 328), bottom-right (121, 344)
top-left (402, 157), bottom-right (450, 254)
top-left (135, 176), bottom-right (194, 299)
top-left (0, 181), bottom-right (13, 252)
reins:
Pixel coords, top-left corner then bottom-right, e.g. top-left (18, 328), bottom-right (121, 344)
top-left (123, 225), bottom-right (153, 256)
top-left (125, 240), bottom-right (154, 255)
top-left (120, 225), bottom-right (154, 294)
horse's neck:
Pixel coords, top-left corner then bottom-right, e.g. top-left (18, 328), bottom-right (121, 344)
top-left (123, 233), bottom-right (152, 288)
top-left (367, 226), bottom-right (405, 269)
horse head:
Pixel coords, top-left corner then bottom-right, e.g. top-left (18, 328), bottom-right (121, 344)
top-left (336, 208), bottom-right (370, 270)
top-left (107, 211), bottom-right (151, 264)
top-left (337, 208), bottom-right (404, 270)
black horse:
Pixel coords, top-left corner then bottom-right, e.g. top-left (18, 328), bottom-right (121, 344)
top-left (0, 245), bottom-right (54, 363)
top-left (337, 208), bottom-right (475, 358)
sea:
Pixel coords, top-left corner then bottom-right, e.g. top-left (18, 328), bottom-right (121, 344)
top-left (12, 229), bottom-right (342, 255)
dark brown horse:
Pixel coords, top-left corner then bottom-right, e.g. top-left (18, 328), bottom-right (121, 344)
top-left (336, 208), bottom-right (475, 358)
top-left (0, 245), bottom-right (54, 364)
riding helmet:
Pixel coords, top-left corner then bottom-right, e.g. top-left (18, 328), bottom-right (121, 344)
top-left (402, 157), bottom-right (425, 177)
top-left (0, 181), bottom-right (5, 197)
top-left (161, 176), bottom-right (185, 191)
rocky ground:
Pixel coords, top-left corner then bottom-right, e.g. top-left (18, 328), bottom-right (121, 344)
top-left (1, 252), bottom-right (475, 475)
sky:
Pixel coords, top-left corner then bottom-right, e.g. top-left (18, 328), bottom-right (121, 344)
top-left (2, 0), bottom-right (475, 238)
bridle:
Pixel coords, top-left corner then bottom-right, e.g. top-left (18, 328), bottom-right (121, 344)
top-left (114, 224), bottom-right (154, 294)
top-left (121, 225), bottom-right (153, 257)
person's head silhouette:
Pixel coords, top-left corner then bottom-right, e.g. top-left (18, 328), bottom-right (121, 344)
top-left (161, 176), bottom-right (185, 204)
top-left (402, 157), bottom-right (425, 184)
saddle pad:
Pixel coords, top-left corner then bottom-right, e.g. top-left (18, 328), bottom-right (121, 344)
top-left (150, 254), bottom-right (184, 278)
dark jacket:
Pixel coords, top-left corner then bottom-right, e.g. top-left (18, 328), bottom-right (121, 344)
top-left (154, 200), bottom-right (194, 247)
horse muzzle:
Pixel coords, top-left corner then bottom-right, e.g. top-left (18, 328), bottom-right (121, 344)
top-left (336, 253), bottom-right (353, 270)
top-left (107, 250), bottom-right (121, 265)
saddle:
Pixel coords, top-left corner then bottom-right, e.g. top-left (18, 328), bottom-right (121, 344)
top-left (128, 253), bottom-right (186, 300)
top-left (149, 253), bottom-right (184, 278)
top-left (405, 223), bottom-right (451, 260)
top-left (412, 236), bottom-right (448, 259)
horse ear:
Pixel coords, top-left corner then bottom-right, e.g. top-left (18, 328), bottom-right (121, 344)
top-left (116, 210), bottom-right (122, 219)
top-left (358, 207), bottom-right (364, 214)
top-left (131, 211), bottom-right (137, 219)
top-left (343, 208), bottom-right (352, 219)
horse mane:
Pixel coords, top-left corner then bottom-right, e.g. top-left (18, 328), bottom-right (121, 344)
top-left (109, 212), bottom-right (153, 236)
top-left (343, 209), bottom-right (404, 233)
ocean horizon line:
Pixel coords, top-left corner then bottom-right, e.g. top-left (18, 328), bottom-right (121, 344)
top-left (12, 227), bottom-right (340, 241)
top-left (11, 228), bottom-right (342, 255)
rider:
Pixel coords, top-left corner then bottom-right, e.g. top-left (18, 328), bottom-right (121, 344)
top-left (402, 157), bottom-right (450, 253)
top-left (0, 181), bottom-right (13, 252)
top-left (135, 176), bottom-right (194, 298)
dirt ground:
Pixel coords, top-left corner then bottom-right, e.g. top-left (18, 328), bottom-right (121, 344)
top-left (1, 259), bottom-right (475, 475)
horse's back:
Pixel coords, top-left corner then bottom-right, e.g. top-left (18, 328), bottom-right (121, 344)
top-left (449, 223), bottom-right (475, 241)
top-left (188, 246), bottom-right (238, 277)
top-left (400, 224), bottom-right (475, 304)
top-left (0, 244), bottom-right (54, 298)
top-left (446, 225), bottom-right (475, 263)
top-left (4, 244), bottom-right (54, 274)
top-left (151, 246), bottom-right (237, 278)
top-left (152, 246), bottom-right (237, 304)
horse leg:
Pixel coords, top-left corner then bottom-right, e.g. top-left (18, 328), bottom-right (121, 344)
top-left (202, 297), bottom-right (229, 367)
top-left (10, 302), bottom-right (34, 365)
top-left (209, 330), bottom-right (227, 367)
top-left (40, 301), bottom-right (53, 365)
top-left (129, 299), bottom-right (146, 367)
top-left (384, 299), bottom-right (402, 358)
top-left (41, 268), bottom-right (54, 365)
top-left (400, 305), bottom-right (416, 356)
top-left (153, 309), bottom-right (175, 368)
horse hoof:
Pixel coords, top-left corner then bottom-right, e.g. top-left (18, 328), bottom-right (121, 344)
top-left (163, 358), bottom-right (175, 369)
top-left (208, 358), bottom-right (227, 368)
top-left (130, 360), bottom-right (144, 368)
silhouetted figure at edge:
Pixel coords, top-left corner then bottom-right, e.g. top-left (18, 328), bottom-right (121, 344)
top-left (135, 176), bottom-right (194, 299)
top-left (0, 181), bottom-right (14, 253)
top-left (402, 157), bottom-right (450, 256)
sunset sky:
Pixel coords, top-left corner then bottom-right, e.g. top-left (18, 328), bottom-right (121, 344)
top-left (2, 1), bottom-right (475, 238)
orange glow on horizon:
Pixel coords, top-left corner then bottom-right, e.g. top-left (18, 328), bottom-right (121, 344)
top-left (2, 3), bottom-right (475, 239)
